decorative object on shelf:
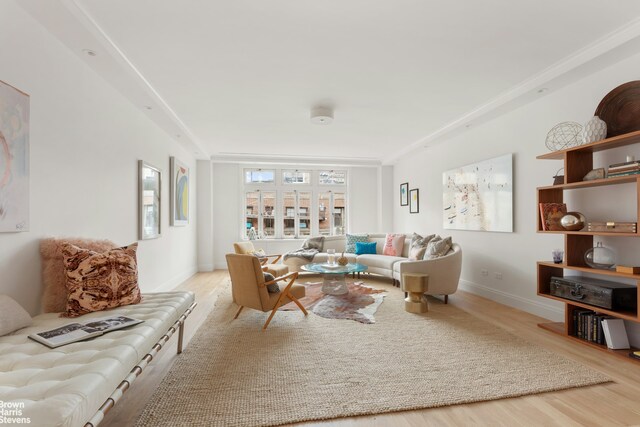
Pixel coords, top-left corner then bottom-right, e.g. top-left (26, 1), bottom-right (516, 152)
top-left (602, 318), bottom-right (630, 350)
top-left (581, 116), bottom-right (607, 144)
top-left (169, 157), bottom-right (189, 226)
top-left (594, 80), bottom-right (640, 137)
top-left (549, 276), bottom-right (637, 311)
top-left (584, 242), bottom-right (615, 270)
top-left (560, 211), bottom-right (586, 231)
top-left (337, 252), bottom-right (348, 266)
top-left (587, 222), bottom-right (637, 233)
top-left (138, 160), bottom-right (162, 240)
top-left (607, 159), bottom-right (640, 178)
top-left (553, 167), bottom-right (564, 185)
top-left (539, 203), bottom-right (567, 231)
top-left (0, 80), bottom-right (30, 232)
top-left (400, 182), bottom-right (408, 206)
top-left (443, 154), bottom-right (513, 232)
top-left (545, 122), bottom-right (583, 151)
top-left (583, 168), bottom-right (605, 181)
top-left (615, 265), bottom-right (640, 274)
top-left (409, 188), bottom-right (419, 214)
top-left (552, 249), bottom-right (564, 264)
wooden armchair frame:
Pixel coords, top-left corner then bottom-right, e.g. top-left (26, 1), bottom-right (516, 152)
top-left (258, 253), bottom-right (282, 265)
top-left (233, 271), bottom-right (307, 330)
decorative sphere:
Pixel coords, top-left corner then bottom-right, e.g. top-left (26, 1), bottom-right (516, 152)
top-left (545, 122), bottom-right (583, 151)
top-left (560, 212), bottom-right (586, 231)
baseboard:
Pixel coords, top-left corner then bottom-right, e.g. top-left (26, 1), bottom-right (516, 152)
top-left (458, 279), bottom-right (563, 322)
top-left (198, 263), bottom-right (214, 272)
top-left (215, 261), bottom-right (228, 270)
top-left (151, 265), bottom-right (198, 292)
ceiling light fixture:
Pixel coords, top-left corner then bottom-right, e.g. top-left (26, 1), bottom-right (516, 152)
top-left (143, 105), bottom-right (152, 110)
top-left (82, 49), bottom-right (97, 57)
top-left (537, 88), bottom-right (549, 94)
top-left (310, 106), bottom-right (333, 125)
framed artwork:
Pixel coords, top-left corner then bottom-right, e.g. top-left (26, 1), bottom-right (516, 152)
top-left (409, 188), bottom-right (419, 213)
top-left (0, 80), bottom-right (30, 232)
top-left (443, 153), bottom-right (513, 232)
top-left (170, 157), bottom-right (189, 226)
top-left (139, 160), bottom-right (161, 240)
top-left (400, 182), bottom-right (408, 206)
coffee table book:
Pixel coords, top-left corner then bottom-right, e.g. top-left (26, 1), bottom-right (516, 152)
top-left (29, 316), bottom-right (143, 348)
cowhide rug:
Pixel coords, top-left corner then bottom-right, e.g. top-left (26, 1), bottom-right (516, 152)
top-left (281, 281), bottom-right (386, 324)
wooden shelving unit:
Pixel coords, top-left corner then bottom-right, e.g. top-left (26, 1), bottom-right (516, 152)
top-left (537, 130), bottom-right (640, 361)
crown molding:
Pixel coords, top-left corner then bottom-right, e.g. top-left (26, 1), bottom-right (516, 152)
top-left (383, 16), bottom-right (640, 165)
top-left (211, 153), bottom-right (381, 168)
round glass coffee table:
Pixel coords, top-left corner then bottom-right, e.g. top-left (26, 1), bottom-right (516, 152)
top-left (301, 263), bottom-right (368, 295)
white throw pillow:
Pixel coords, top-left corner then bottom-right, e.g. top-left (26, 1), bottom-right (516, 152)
top-left (0, 295), bottom-right (32, 336)
top-left (424, 236), bottom-right (453, 260)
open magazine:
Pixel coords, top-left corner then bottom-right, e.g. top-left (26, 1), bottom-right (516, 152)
top-left (28, 316), bottom-right (144, 348)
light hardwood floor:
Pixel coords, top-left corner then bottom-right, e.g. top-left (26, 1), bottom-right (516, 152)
top-left (103, 271), bottom-right (640, 427)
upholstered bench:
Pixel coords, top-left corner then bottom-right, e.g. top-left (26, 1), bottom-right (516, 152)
top-left (0, 291), bottom-right (196, 427)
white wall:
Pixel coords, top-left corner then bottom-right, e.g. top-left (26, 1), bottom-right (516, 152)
top-left (392, 50), bottom-right (640, 345)
top-left (196, 160), bottom-right (214, 271)
top-left (0, 2), bottom-right (198, 315)
top-left (212, 164), bottom-right (381, 268)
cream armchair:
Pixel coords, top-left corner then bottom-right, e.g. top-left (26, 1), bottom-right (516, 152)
top-left (392, 244), bottom-right (462, 304)
top-left (233, 241), bottom-right (289, 277)
top-left (226, 253), bottom-right (307, 330)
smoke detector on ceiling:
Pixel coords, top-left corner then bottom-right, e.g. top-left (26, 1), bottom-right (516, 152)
top-left (310, 106), bottom-right (333, 125)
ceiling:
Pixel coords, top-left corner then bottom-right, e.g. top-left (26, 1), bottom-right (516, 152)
top-left (20, 1), bottom-right (640, 163)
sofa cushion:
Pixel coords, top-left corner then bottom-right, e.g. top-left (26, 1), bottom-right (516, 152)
top-left (40, 238), bottom-right (118, 313)
top-left (302, 236), bottom-right (324, 251)
top-left (408, 232), bottom-right (435, 260)
top-left (424, 236), bottom-right (453, 259)
top-left (0, 296), bottom-right (32, 336)
top-left (0, 291), bottom-right (194, 427)
top-left (61, 242), bottom-right (142, 318)
top-left (383, 233), bottom-right (405, 256)
top-left (345, 234), bottom-right (368, 253)
top-left (355, 241), bottom-right (377, 255)
top-left (356, 254), bottom-right (405, 270)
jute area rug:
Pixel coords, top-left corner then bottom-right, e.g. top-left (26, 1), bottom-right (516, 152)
top-left (136, 281), bottom-right (608, 427)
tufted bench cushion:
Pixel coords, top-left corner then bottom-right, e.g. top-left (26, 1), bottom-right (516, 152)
top-left (0, 291), bottom-right (194, 427)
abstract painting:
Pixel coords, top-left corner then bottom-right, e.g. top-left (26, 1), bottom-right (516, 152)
top-left (170, 157), bottom-right (189, 226)
top-left (400, 182), bottom-right (408, 206)
top-left (139, 160), bottom-right (161, 239)
top-left (443, 153), bottom-right (513, 232)
top-left (409, 188), bottom-right (419, 213)
top-left (0, 80), bottom-right (29, 232)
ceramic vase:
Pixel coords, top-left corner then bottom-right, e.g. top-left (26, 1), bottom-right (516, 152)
top-left (582, 116), bottom-right (607, 144)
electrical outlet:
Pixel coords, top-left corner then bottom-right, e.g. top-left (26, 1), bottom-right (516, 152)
top-left (481, 269), bottom-right (489, 276)
top-left (495, 272), bottom-right (503, 279)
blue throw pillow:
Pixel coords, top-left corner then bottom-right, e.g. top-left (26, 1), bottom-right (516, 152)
top-left (355, 241), bottom-right (376, 255)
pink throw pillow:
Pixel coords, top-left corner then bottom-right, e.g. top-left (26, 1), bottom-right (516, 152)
top-left (383, 234), bottom-right (405, 256)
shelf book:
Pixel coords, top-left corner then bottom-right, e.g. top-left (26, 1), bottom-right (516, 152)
top-left (536, 129), bottom-right (640, 363)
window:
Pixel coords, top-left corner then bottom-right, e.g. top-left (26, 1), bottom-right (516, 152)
top-left (244, 191), bottom-right (276, 239)
top-left (245, 169), bottom-right (275, 184)
top-left (282, 170), bottom-right (311, 184)
top-left (318, 191), bottom-right (346, 236)
top-left (282, 191), bottom-right (311, 238)
top-left (319, 170), bottom-right (347, 185)
top-left (242, 167), bottom-right (347, 239)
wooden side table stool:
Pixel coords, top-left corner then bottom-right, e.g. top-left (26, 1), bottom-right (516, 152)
top-left (401, 273), bottom-right (429, 313)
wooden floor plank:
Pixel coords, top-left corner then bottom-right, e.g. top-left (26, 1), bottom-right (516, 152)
top-left (102, 271), bottom-right (640, 427)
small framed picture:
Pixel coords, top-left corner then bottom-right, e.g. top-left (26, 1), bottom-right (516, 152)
top-left (400, 182), bottom-right (409, 206)
top-left (139, 160), bottom-right (162, 240)
top-left (409, 188), bottom-right (419, 214)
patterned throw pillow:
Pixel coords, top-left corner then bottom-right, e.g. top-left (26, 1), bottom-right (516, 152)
top-left (424, 236), bottom-right (453, 260)
top-left (355, 241), bottom-right (377, 255)
top-left (61, 242), bottom-right (142, 317)
top-left (383, 233), bottom-right (405, 256)
top-left (345, 234), bottom-right (368, 253)
top-left (263, 273), bottom-right (281, 293)
top-left (408, 233), bottom-right (436, 260)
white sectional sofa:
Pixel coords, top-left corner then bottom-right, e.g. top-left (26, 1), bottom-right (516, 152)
top-left (283, 234), bottom-right (462, 301)
top-left (0, 291), bottom-right (195, 427)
